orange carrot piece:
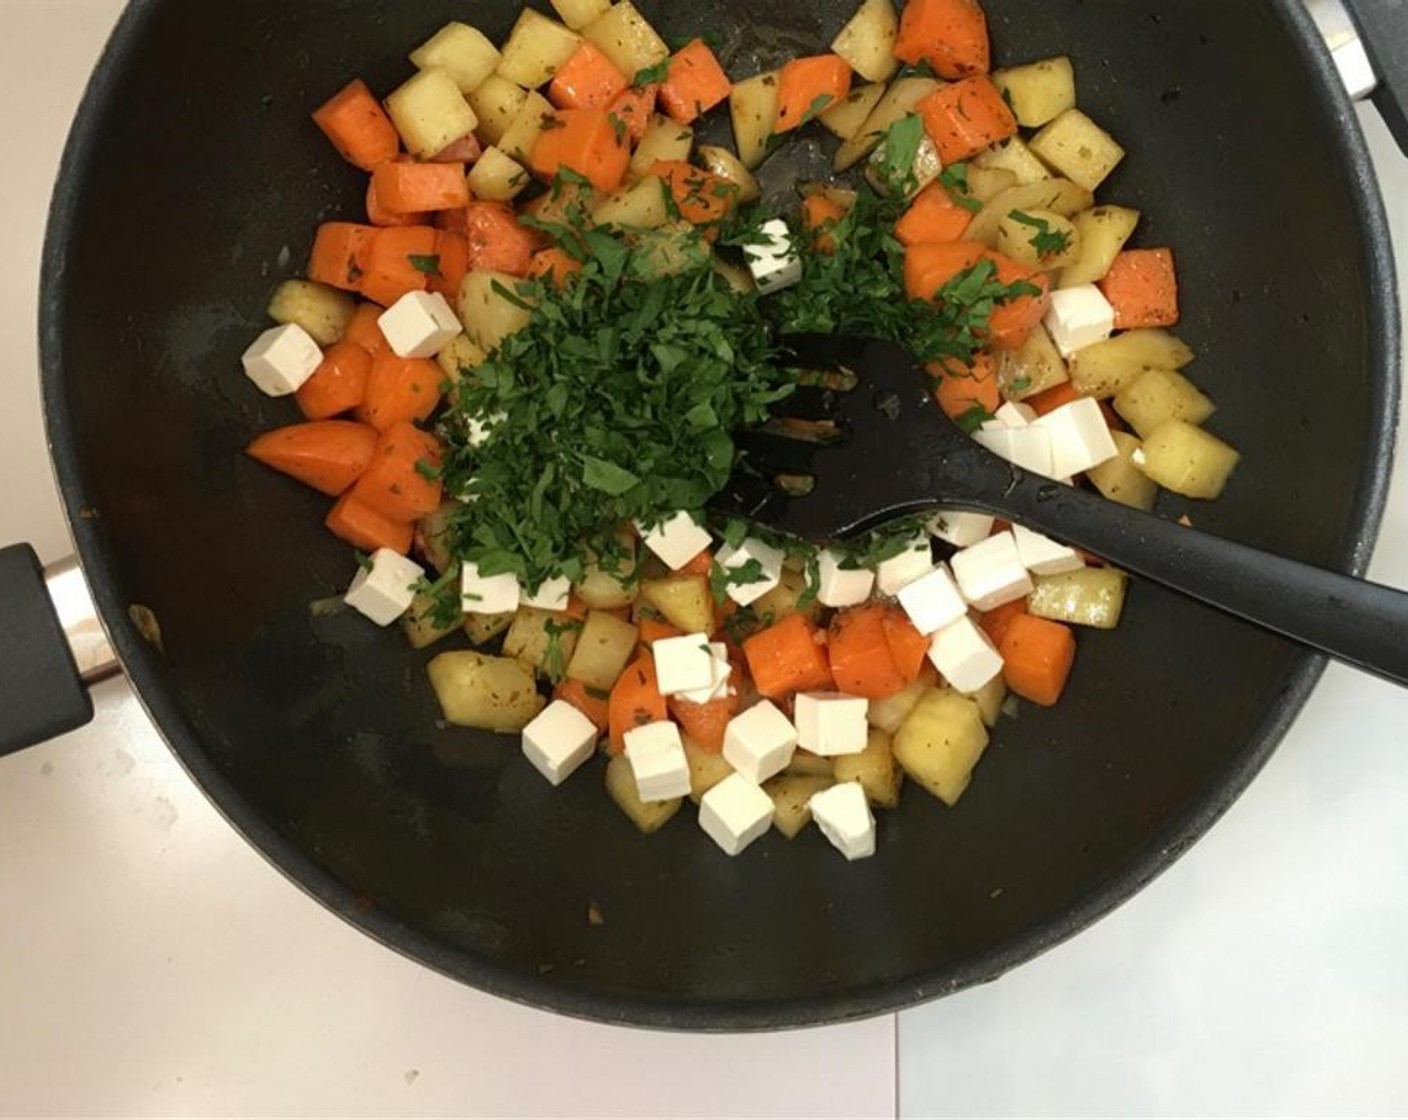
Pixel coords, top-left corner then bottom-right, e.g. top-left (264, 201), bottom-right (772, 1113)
top-left (296, 342), bottom-right (373, 421)
top-left (308, 222), bottom-right (377, 292)
top-left (528, 247), bottom-right (584, 288)
top-left (1098, 248), bottom-right (1181, 329)
top-left (1027, 382), bottom-right (1122, 429)
top-left (658, 40), bottom-right (733, 125)
top-left (529, 108), bottom-right (631, 193)
top-left (930, 352), bottom-right (1001, 420)
top-left (881, 607), bottom-right (932, 686)
top-left (979, 598), bottom-right (1027, 649)
top-left (802, 194), bottom-right (847, 255)
top-left (893, 0), bottom-right (991, 80)
top-left (343, 302), bottom-right (389, 357)
top-left (677, 549), bottom-right (714, 578)
top-left (435, 206), bottom-right (469, 235)
top-left (999, 613), bottom-right (1077, 707)
top-left (357, 352), bottom-right (442, 431)
top-left (555, 677), bottom-right (611, 731)
top-left (984, 250), bottom-right (1051, 351)
top-left (325, 492), bottom-right (415, 555)
top-left (607, 84), bottom-right (658, 143)
top-left (668, 692), bottom-right (740, 752)
top-left (742, 614), bottom-right (835, 700)
top-left (904, 240), bottom-right (985, 302)
top-left (648, 160), bottom-right (739, 228)
top-left (426, 231), bottom-right (468, 300)
top-left (366, 174), bottom-right (427, 228)
top-left (638, 617), bottom-right (684, 647)
top-left (348, 421), bottom-right (443, 522)
top-left (371, 161), bottom-right (471, 214)
top-left (246, 420), bottom-right (378, 497)
top-left (549, 41), bottom-right (630, 111)
top-left (464, 201), bottom-right (538, 277)
top-left (359, 226), bottom-right (438, 307)
top-left (608, 654), bottom-right (668, 754)
top-left (895, 183), bottom-right (974, 247)
top-left (774, 55), bottom-right (854, 133)
top-left (564, 595), bottom-right (590, 622)
top-left (312, 79), bottom-right (400, 171)
top-left (917, 77), bottom-right (1016, 164)
top-left (828, 606), bottom-right (908, 699)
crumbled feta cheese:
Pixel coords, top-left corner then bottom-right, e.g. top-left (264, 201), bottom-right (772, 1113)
top-left (994, 401), bottom-right (1039, 428)
top-left (950, 531), bottom-right (1033, 611)
top-left (378, 291), bottom-right (464, 359)
top-left (794, 692), bottom-right (869, 757)
top-left (927, 615), bottom-right (1005, 692)
top-left (1033, 398), bottom-right (1119, 478)
top-left (242, 324), bottom-right (322, 397)
top-left (637, 511), bottom-right (713, 571)
top-left (675, 642), bottom-right (733, 705)
top-left (896, 563), bottom-right (968, 636)
top-left (928, 509), bottom-right (997, 548)
top-left (520, 575), bottom-right (572, 611)
top-left (653, 633), bottom-right (718, 696)
top-left (522, 700), bottom-right (598, 786)
top-left (742, 218), bottom-right (802, 295)
top-left (466, 410), bottom-right (506, 448)
top-left (461, 561), bottom-right (520, 614)
top-left (715, 537), bottom-right (785, 607)
top-left (974, 425), bottom-right (1056, 478)
top-left (344, 549), bottom-right (425, 626)
top-left (808, 781), bottom-right (876, 861)
top-left (1011, 524), bottom-right (1085, 576)
top-left (698, 773), bottom-right (775, 856)
top-left (1043, 284), bottom-right (1116, 357)
top-left (816, 548), bottom-right (876, 608)
top-left (624, 720), bottom-right (691, 802)
top-left (875, 532), bottom-right (933, 596)
top-left (723, 699), bottom-right (798, 784)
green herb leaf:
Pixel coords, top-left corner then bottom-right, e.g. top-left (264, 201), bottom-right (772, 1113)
top-left (1009, 209), bottom-right (1072, 259)
top-left (876, 114), bottom-right (924, 194)
top-left (408, 254), bottom-right (442, 275)
top-left (632, 59), bottom-right (672, 86)
top-left (581, 456), bottom-right (641, 496)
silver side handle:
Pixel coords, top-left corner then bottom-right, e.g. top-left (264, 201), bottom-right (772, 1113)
top-left (44, 557), bottom-right (120, 685)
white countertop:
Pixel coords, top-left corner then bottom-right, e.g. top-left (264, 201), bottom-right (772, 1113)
top-left (0, 5), bottom-right (1404, 1117)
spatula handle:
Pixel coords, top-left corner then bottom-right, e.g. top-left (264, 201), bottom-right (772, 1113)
top-left (989, 476), bottom-right (1408, 687)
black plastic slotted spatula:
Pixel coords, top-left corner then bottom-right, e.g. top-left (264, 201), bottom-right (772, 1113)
top-left (711, 334), bottom-right (1408, 687)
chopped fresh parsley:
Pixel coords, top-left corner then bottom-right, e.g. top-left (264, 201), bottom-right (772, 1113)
top-left (543, 616), bottom-right (584, 683)
top-left (709, 557), bottom-right (767, 604)
top-left (938, 163), bottom-right (983, 212)
top-left (408, 254), bottom-right (442, 275)
top-left (874, 114), bottom-right (925, 195)
top-left (1009, 209), bottom-right (1072, 259)
top-left (632, 59), bottom-right (672, 86)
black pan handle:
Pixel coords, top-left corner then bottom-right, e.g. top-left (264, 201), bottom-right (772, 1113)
top-left (0, 544), bottom-right (96, 755)
top-left (1339, 0), bottom-right (1408, 154)
top-left (990, 478), bottom-right (1408, 688)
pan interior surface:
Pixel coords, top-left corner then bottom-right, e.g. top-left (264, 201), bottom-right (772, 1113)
top-left (40, 0), bottom-right (1398, 1028)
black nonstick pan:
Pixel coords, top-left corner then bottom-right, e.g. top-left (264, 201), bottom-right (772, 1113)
top-left (2, 0), bottom-right (1403, 1029)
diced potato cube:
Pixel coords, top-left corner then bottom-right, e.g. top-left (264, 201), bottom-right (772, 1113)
top-left (867, 674), bottom-right (931, 734)
top-left (960, 673), bottom-right (1007, 729)
top-left (582, 1), bottom-right (669, 80)
top-left (565, 610), bottom-right (639, 690)
top-left (503, 606), bottom-right (582, 678)
top-left (820, 82), bottom-right (887, 141)
top-left (417, 502), bottom-right (460, 574)
top-left (464, 611), bottom-right (515, 645)
top-left (1029, 109), bottom-right (1126, 192)
top-left (1028, 568), bottom-right (1129, 629)
top-left (832, 728), bottom-right (903, 809)
top-left (1068, 327), bottom-right (1195, 397)
top-left (831, 0), bottom-right (900, 83)
top-left (640, 574), bottom-right (714, 634)
top-left (996, 323), bottom-right (1069, 401)
top-left (866, 133), bottom-right (942, 199)
top-left (437, 333), bottom-right (488, 385)
top-left (1114, 369), bottom-right (1216, 438)
top-left (606, 753), bottom-right (681, 833)
top-left (749, 566), bottom-right (822, 625)
top-left (695, 145), bottom-right (762, 205)
top-left (628, 224), bottom-right (711, 280)
top-left (1059, 205), bottom-right (1141, 288)
top-left (630, 115), bottom-right (694, 176)
top-left (402, 590), bottom-right (464, 650)
top-left (967, 178), bottom-right (1095, 248)
top-left (267, 280), bottom-right (355, 346)
top-left (466, 146), bottom-right (529, 202)
top-left (992, 56), bottom-right (1077, 128)
top-left (893, 689), bottom-right (989, 807)
top-left (386, 68), bottom-right (479, 159)
top-left (458, 270), bottom-right (534, 354)
top-left (1137, 421), bottom-right (1241, 500)
top-left (785, 750), bottom-right (835, 778)
top-left (833, 77), bottom-right (940, 172)
top-left (427, 650), bottom-right (545, 732)
top-left (575, 532), bottom-right (638, 610)
top-left (713, 257), bottom-right (756, 294)
top-left (499, 90), bottom-right (555, 162)
top-left (551, 0), bottom-right (612, 31)
top-left (1087, 431), bottom-right (1159, 511)
top-left (497, 9), bottom-right (581, 89)
top-left (763, 773), bottom-right (834, 838)
top-left (974, 136), bottom-right (1052, 186)
top-left (521, 181), bottom-right (596, 228)
top-left (686, 739), bottom-right (734, 803)
top-left (996, 208), bottom-right (1080, 271)
top-left (730, 72), bottom-right (782, 170)
top-left (965, 165), bottom-right (1018, 204)
top-left (410, 22), bottom-right (502, 93)
top-left (468, 75), bottom-right (530, 146)
top-left (593, 176), bottom-right (671, 229)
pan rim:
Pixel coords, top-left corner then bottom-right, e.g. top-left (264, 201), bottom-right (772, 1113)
top-left (36, 0), bottom-right (1401, 1031)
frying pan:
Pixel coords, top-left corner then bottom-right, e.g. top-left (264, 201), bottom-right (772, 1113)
top-left (1, 0), bottom-right (1404, 1030)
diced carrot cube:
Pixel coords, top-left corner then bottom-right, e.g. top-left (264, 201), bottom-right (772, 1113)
top-left (464, 201), bottom-right (539, 277)
top-left (370, 161), bottom-right (471, 214)
top-left (774, 55), bottom-right (853, 133)
top-left (308, 222), bottom-right (377, 292)
top-left (893, 0), bottom-right (990, 80)
top-left (658, 40), bottom-right (733, 125)
top-left (529, 108), bottom-right (631, 193)
top-left (312, 79), bottom-right (401, 171)
top-left (1098, 248), bottom-right (1180, 328)
top-left (549, 41), bottom-right (630, 111)
top-left (917, 77), bottom-right (1016, 164)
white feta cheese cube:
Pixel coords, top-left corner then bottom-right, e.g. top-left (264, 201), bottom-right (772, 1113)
top-left (521, 700), bottom-right (598, 786)
top-left (928, 509), bottom-right (996, 548)
top-left (466, 410), bottom-right (507, 448)
top-left (378, 290), bottom-right (464, 359)
top-left (698, 773), bottom-right (775, 856)
top-left (637, 511), bottom-right (713, 571)
top-left (241, 323), bottom-right (322, 397)
top-left (343, 549), bottom-right (425, 626)
top-left (974, 424), bottom-right (1055, 478)
top-left (816, 548), bottom-right (876, 608)
top-left (461, 562), bottom-right (520, 614)
top-left (808, 781), bottom-right (876, 861)
top-left (653, 633), bottom-right (718, 696)
top-left (927, 615), bottom-right (1004, 692)
top-left (676, 642), bottom-right (733, 705)
top-left (896, 563), bottom-right (968, 636)
top-left (794, 692), bottom-right (869, 757)
top-left (520, 575), bottom-right (572, 611)
top-left (743, 218), bottom-right (802, 295)
top-left (722, 699), bottom-right (798, 784)
top-left (715, 537), bottom-right (785, 607)
top-left (624, 720), bottom-right (691, 802)
top-left (1033, 398), bottom-right (1119, 478)
top-left (874, 532), bottom-right (933, 596)
top-left (950, 530), bottom-right (1034, 611)
top-left (1043, 284), bottom-right (1116, 358)
top-left (994, 401), bottom-right (1039, 428)
top-left (1012, 524), bottom-right (1086, 576)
